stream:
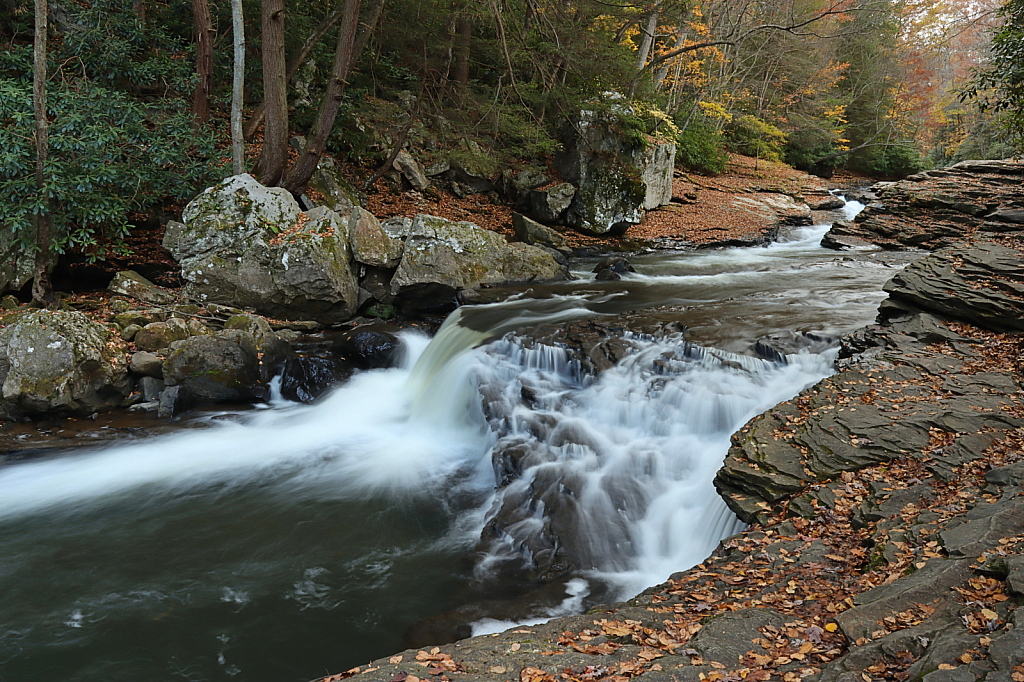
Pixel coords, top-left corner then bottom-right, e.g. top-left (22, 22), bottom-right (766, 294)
top-left (0, 202), bottom-right (916, 682)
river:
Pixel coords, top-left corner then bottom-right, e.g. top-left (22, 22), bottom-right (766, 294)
top-left (0, 202), bottom-right (914, 681)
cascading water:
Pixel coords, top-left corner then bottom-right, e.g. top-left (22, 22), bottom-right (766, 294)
top-left (0, 200), bottom-right (916, 682)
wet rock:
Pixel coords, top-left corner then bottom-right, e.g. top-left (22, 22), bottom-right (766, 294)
top-left (138, 376), bottom-right (165, 402)
top-left (0, 309), bottom-right (131, 419)
top-left (222, 313), bottom-right (293, 381)
top-left (278, 355), bottom-right (351, 403)
top-left (168, 175), bottom-right (360, 323)
top-left (390, 214), bottom-right (570, 312)
top-left (133, 319), bottom-right (190, 352)
top-left (162, 330), bottom-right (264, 402)
top-left (592, 256), bottom-right (636, 281)
top-left (330, 325), bottom-right (402, 369)
top-left (528, 183), bottom-right (576, 224)
top-left (157, 384), bottom-right (192, 418)
top-left (807, 193), bottom-right (846, 210)
top-left (107, 271), bottom-right (177, 305)
top-left (129, 351), bottom-right (164, 378)
top-left (513, 213), bottom-right (567, 249)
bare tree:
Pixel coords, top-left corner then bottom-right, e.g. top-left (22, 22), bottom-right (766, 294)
top-left (282, 0), bottom-right (362, 195)
top-left (256, 0), bottom-right (290, 186)
top-left (191, 0), bottom-right (213, 123)
top-left (32, 0), bottom-right (54, 306)
top-left (231, 0), bottom-right (245, 174)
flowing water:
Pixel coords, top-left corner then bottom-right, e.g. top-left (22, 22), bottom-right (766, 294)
top-left (0, 203), bottom-right (914, 681)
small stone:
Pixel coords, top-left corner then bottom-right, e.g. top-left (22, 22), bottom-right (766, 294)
top-left (1, 295), bottom-right (20, 310)
top-left (158, 385), bottom-right (192, 418)
top-left (121, 323), bottom-right (143, 341)
top-left (134, 319), bottom-right (190, 352)
top-left (129, 351), bottom-right (165, 378)
top-left (138, 375), bottom-right (166, 401)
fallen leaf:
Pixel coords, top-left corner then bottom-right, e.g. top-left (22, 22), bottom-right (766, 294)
top-left (390, 656), bottom-right (404, 665)
top-left (825, 623), bottom-right (838, 633)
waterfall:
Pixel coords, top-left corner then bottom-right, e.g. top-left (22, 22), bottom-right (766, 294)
top-left (0, 203), bottom-right (909, 682)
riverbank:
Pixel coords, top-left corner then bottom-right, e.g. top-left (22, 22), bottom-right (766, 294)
top-left (314, 162), bottom-right (1024, 682)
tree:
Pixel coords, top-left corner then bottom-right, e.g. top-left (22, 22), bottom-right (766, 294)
top-left (32, 0), bottom-right (52, 305)
top-left (962, 0), bottom-right (1024, 146)
top-left (282, 0), bottom-right (362, 196)
top-left (191, 0), bottom-right (213, 124)
top-left (231, 0), bottom-right (245, 174)
top-left (256, 0), bottom-right (290, 186)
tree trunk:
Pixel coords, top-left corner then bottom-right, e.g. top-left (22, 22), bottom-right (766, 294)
top-left (454, 14), bottom-right (471, 85)
top-left (243, 0), bottom-right (384, 141)
top-left (256, 0), bottom-right (289, 186)
top-left (634, 3), bottom-right (660, 71)
top-left (282, 0), bottom-right (361, 196)
top-left (32, 0), bottom-right (54, 306)
top-left (191, 0), bottom-right (213, 124)
top-left (231, 0), bottom-right (245, 174)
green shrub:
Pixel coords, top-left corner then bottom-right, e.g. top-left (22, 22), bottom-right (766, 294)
top-left (0, 78), bottom-right (223, 262)
top-left (724, 115), bottom-right (787, 162)
top-left (676, 121), bottom-right (729, 175)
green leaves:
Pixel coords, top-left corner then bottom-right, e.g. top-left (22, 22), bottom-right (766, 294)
top-left (0, 78), bottom-right (224, 262)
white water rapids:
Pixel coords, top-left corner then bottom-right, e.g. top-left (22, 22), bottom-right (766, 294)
top-left (0, 202), bottom-right (911, 681)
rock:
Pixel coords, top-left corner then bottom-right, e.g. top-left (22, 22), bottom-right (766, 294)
top-left (107, 271), bottom-right (177, 305)
top-left (222, 313), bottom-right (293, 381)
top-left (0, 223), bottom-right (35, 295)
top-left (129, 351), bottom-right (164, 378)
top-left (500, 167), bottom-right (549, 207)
top-left (330, 325), bottom-right (402, 369)
top-left (641, 141), bottom-right (676, 210)
top-left (732, 193), bottom-right (813, 227)
top-left (806, 193), bottom-right (846, 210)
top-left (279, 355), bottom-right (351, 403)
top-left (1, 295), bottom-right (20, 310)
top-left (169, 175), bottom-right (360, 323)
top-left (0, 310), bottom-right (131, 419)
top-left (157, 385), bottom-right (192, 419)
top-left (348, 207), bottom-right (404, 268)
top-left (390, 215), bottom-right (570, 311)
top-left (121, 323), bottom-right (142, 341)
top-left (393, 150), bottom-right (430, 191)
top-left (592, 256), bottom-right (635, 281)
top-left (883, 242), bottom-right (1024, 332)
top-left (449, 142), bottom-right (497, 193)
top-left (307, 155), bottom-right (361, 211)
top-left (528, 183), bottom-right (576, 224)
top-left (161, 330), bottom-right (264, 402)
top-left (133, 319), bottom-right (190, 352)
top-left (138, 375), bottom-right (165, 402)
top-left (513, 213), bottom-right (567, 249)
top-left (557, 95), bottom-right (675, 234)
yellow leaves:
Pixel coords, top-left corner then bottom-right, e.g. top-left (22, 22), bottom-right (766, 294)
top-left (825, 623), bottom-right (839, 633)
top-left (699, 101), bottom-right (732, 121)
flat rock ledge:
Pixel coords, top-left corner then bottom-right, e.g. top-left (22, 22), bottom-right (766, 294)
top-left (318, 171), bottom-right (1024, 682)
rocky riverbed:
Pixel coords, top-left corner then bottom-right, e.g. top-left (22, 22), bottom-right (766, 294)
top-left (307, 163), bottom-right (1024, 682)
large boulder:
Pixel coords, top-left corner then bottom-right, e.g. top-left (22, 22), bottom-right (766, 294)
top-left (107, 271), bottom-right (177, 305)
top-left (348, 207), bottom-right (404, 268)
top-left (556, 95), bottom-right (676, 234)
top-left (390, 215), bottom-right (571, 310)
top-left (166, 175), bottom-right (360, 323)
top-left (731, 193), bottom-right (813, 226)
top-left (0, 310), bottom-right (131, 419)
top-left (162, 330), bottom-right (264, 402)
top-left (307, 155), bottom-right (361, 212)
top-left (0, 227), bottom-right (35, 295)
